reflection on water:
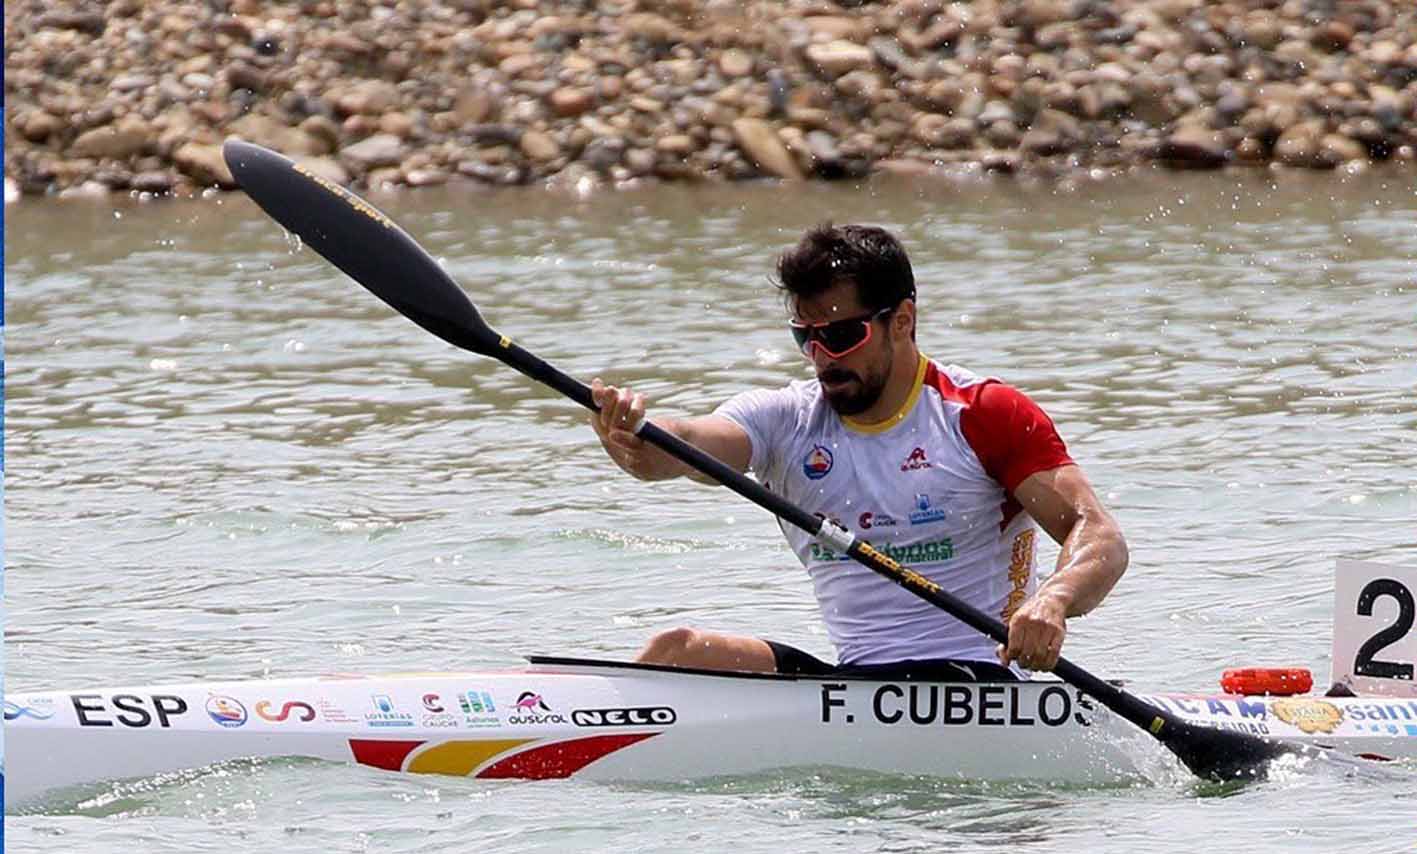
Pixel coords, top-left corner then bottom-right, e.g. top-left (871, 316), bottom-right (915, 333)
top-left (4, 168), bottom-right (1416, 848)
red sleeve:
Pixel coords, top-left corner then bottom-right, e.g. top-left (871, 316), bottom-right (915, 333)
top-left (958, 382), bottom-right (1073, 492)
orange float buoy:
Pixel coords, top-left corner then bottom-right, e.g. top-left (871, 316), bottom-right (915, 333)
top-left (1220, 667), bottom-right (1314, 696)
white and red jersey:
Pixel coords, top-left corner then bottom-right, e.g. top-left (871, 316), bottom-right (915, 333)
top-left (715, 356), bottom-right (1073, 667)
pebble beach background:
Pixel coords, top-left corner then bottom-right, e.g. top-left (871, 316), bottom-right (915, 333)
top-left (4, 0), bottom-right (1416, 200)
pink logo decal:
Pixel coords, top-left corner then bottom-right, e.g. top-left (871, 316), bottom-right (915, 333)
top-left (515, 692), bottom-right (550, 713)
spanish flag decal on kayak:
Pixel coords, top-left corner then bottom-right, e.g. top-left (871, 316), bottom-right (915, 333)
top-left (409, 739), bottom-right (537, 775)
top-left (348, 733), bottom-right (659, 779)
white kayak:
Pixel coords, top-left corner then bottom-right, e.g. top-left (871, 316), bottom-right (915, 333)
top-left (7, 654), bottom-right (1414, 810)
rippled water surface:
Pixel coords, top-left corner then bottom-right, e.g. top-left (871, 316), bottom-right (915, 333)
top-left (5, 168), bottom-right (1416, 852)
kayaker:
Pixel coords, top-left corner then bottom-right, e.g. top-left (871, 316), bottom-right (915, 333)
top-left (589, 223), bottom-right (1128, 679)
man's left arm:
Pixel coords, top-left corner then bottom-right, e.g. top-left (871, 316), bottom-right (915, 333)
top-left (1000, 464), bottom-right (1129, 671)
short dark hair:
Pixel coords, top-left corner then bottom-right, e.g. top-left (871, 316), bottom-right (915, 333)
top-left (774, 223), bottom-right (915, 312)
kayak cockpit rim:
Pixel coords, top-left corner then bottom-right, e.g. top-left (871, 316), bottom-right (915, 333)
top-left (523, 654), bottom-right (1085, 684)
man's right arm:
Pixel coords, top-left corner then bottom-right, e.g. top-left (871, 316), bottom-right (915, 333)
top-left (589, 378), bottom-right (752, 483)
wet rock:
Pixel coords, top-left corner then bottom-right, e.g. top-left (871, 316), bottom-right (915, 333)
top-left (467, 124), bottom-right (523, 147)
top-left (875, 158), bottom-right (933, 177)
top-left (805, 130), bottom-right (844, 173)
top-left (1019, 127), bottom-right (1068, 157)
top-left (597, 77), bottom-right (625, 102)
top-left (37, 11), bottom-right (105, 36)
top-left (228, 114), bottom-right (314, 155)
top-left (582, 137), bottom-right (626, 172)
top-left (655, 134), bottom-right (697, 156)
top-left (1007, 0), bottom-right (1073, 30)
top-left (214, 16), bottom-right (253, 43)
top-left (1234, 136), bottom-right (1268, 163)
top-left (1311, 21), bottom-right (1354, 52)
top-left (731, 118), bottom-right (803, 179)
top-left (805, 16), bottom-right (869, 42)
top-left (335, 80), bottom-right (400, 117)
top-left (379, 112), bottom-right (417, 139)
top-left (366, 167), bottom-right (403, 189)
top-left (977, 101), bottom-right (1018, 127)
top-left (912, 114), bottom-right (975, 149)
top-left (520, 130), bottom-right (561, 162)
top-left (629, 96), bottom-right (665, 114)
top-left (983, 120), bottom-right (1021, 148)
top-left (981, 150), bottom-right (1021, 173)
top-left (226, 63), bottom-right (269, 93)
top-left (899, 17), bottom-right (964, 53)
top-left (550, 88), bottom-right (595, 118)
top-left (1274, 120), bottom-right (1330, 168)
top-left (130, 170), bottom-right (175, 193)
top-left (322, 31), bottom-right (372, 56)
top-left (1156, 126), bottom-right (1230, 168)
top-left (112, 74), bottom-right (155, 93)
top-left (623, 13), bottom-right (682, 45)
top-left (458, 160), bottom-right (523, 185)
top-left (59, 180), bottom-right (112, 199)
top-left (624, 148), bottom-right (657, 176)
top-left (340, 134), bottom-right (407, 171)
top-left (404, 167), bottom-right (449, 187)
top-left (182, 72), bottom-right (218, 93)
top-left (870, 37), bottom-right (928, 80)
top-left (173, 143), bottom-right (236, 186)
top-left (719, 49), bottom-right (754, 78)
top-left (17, 111), bottom-right (63, 143)
top-left (1370, 86), bottom-right (1409, 132)
top-left (806, 41), bottom-right (876, 78)
top-left (70, 117), bottom-right (151, 159)
top-left (94, 167), bottom-right (132, 189)
top-left (299, 116), bottom-right (341, 152)
top-left (455, 88), bottom-right (496, 125)
top-left (1322, 134), bottom-right (1368, 164)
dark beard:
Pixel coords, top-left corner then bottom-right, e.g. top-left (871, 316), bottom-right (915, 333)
top-left (820, 353), bottom-right (892, 417)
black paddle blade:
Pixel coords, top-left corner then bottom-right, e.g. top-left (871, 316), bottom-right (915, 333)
top-left (222, 139), bottom-right (501, 356)
top-left (1159, 717), bottom-right (1308, 781)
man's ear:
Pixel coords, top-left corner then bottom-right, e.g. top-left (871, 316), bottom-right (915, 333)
top-left (896, 299), bottom-right (917, 339)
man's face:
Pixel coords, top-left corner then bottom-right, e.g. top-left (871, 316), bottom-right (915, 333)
top-left (790, 280), bottom-right (896, 416)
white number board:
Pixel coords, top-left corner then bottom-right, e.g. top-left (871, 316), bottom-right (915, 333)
top-left (1332, 559), bottom-right (1417, 697)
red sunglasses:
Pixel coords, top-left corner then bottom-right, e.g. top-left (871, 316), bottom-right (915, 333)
top-left (789, 306), bottom-right (895, 358)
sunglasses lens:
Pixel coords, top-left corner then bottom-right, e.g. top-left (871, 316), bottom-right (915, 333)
top-left (790, 324), bottom-right (813, 353)
top-left (817, 321), bottom-right (868, 355)
top-left (791, 319), bottom-right (869, 357)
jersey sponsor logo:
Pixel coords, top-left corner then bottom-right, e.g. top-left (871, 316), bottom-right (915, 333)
top-left (908, 493), bottom-right (946, 525)
top-left (900, 447), bottom-right (932, 471)
top-left (810, 536), bottom-right (954, 564)
top-left (858, 511), bottom-right (897, 530)
top-left (803, 444), bottom-right (834, 480)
